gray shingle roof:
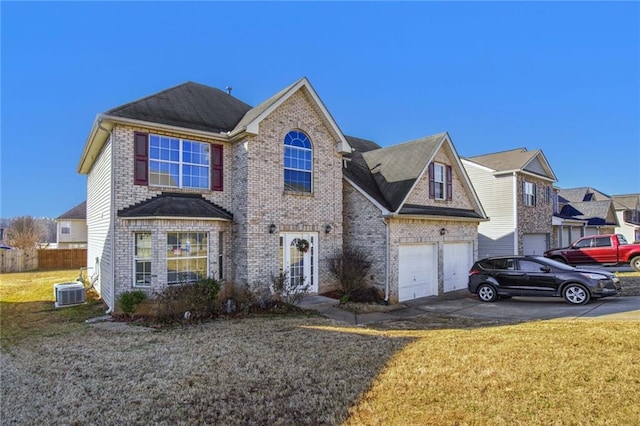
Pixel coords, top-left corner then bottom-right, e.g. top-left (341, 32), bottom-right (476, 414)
top-left (611, 194), bottom-right (639, 210)
top-left (559, 187), bottom-right (611, 203)
top-left (56, 201), bottom-right (86, 220)
top-left (106, 82), bottom-right (253, 133)
top-left (344, 133), bottom-right (450, 212)
top-left (118, 193), bottom-right (232, 220)
top-left (558, 200), bottom-right (617, 226)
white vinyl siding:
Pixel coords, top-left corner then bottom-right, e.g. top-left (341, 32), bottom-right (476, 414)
top-left (463, 160), bottom-right (517, 257)
top-left (87, 139), bottom-right (114, 310)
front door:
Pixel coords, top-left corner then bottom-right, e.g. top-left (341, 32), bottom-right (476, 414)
top-left (280, 233), bottom-right (318, 293)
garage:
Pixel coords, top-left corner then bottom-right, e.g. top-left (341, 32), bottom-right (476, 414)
top-left (398, 244), bottom-right (437, 301)
top-left (523, 233), bottom-right (548, 255)
top-left (444, 242), bottom-right (473, 292)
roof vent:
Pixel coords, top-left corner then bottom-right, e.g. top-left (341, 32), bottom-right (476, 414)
top-left (226, 86), bottom-right (232, 95)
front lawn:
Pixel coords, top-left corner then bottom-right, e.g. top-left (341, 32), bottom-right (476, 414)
top-left (1, 270), bottom-right (639, 424)
top-left (0, 269), bottom-right (107, 347)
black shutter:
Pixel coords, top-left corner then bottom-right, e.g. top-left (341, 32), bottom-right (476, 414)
top-left (446, 165), bottom-right (452, 201)
top-left (134, 132), bottom-right (148, 186)
top-left (211, 144), bottom-right (223, 191)
top-left (428, 162), bottom-right (435, 199)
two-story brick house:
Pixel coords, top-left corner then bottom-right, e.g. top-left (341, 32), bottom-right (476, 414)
top-left (78, 77), bottom-right (486, 310)
top-left (462, 148), bottom-right (557, 257)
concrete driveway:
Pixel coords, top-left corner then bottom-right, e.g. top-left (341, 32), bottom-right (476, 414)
top-left (405, 293), bottom-right (640, 321)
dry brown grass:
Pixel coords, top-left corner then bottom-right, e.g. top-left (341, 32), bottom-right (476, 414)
top-left (2, 270), bottom-right (639, 424)
top-left (0, 269), bottom-right (107, 347)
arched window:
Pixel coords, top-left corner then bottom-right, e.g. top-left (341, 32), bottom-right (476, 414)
top-left (284, 130), bottom-right (312, 192)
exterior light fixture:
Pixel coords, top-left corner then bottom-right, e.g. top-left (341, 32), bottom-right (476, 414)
top-left (440, 228), bottom-right (446, 236)
top-left (325, 224), bottom-right (332, 234)
top-left (269, 224), bottom-right (276, 234)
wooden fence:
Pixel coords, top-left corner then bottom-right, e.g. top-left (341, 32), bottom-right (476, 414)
top-left (0, 248), bottom-right (87, 273)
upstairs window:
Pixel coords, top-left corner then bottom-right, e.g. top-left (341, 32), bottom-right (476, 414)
top-left (428, 162), bottom-right (452, 201)
top-left (134, 132), bottom-right (223, 191)
top-left (284, 130), bottom-right (312, 193)
top-left (149, 135), bottom-right (209, 189)
top-left (523, 181), bottom-right (537, 206)
top-left (60, 222), bottom-right (71, 235)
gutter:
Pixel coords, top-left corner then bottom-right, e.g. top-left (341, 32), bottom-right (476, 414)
top-left (383, 218), bottom-right (390, 302)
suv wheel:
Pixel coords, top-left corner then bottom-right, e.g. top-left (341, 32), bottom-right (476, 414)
top-left (630, 256), bottom-right (640, 272)
top-left (563, 284), bottom-right (590, 305)
top-left (477, 284), bottom-right (498, 302)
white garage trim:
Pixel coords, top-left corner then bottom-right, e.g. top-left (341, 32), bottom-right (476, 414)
top-left (444, 242), bottom-right (473, 292)
top-left (398, 243), bottom-right (437, 301)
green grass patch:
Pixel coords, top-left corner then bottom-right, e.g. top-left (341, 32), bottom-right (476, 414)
top-left (0, 269), bottom-right (107, 347)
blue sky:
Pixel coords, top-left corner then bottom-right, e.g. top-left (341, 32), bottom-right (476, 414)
top-left (1, 1), bottom-right (639, 219)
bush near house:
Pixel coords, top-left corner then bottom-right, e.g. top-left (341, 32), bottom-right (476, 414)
top-left (328, 247), bottom-right (380, 303)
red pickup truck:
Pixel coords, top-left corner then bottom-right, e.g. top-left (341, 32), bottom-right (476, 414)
top-left (544, 234), bottom-right (640, 271)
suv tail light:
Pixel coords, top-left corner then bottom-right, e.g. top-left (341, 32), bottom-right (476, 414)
top-left (469, 268), bottom-right (481, 277)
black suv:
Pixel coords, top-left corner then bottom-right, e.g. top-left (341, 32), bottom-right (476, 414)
top-left (468, 255), bottom-right (621, 305)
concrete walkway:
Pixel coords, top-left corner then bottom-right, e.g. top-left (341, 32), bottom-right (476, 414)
top-left (298, 292), bottom-right (640, 326)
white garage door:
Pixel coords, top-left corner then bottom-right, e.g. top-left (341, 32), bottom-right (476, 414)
top-left (523, 234), bottom-right (547, 255)
top-left (398, 244), bottom-right (437, 301)
top-left (444, 242), bottom-right (473, 292)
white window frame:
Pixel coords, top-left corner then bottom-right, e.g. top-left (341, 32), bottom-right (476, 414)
top-left (434, 163), bottom-right (446, 200)
top-left (524, 181), bottom-right (536, 206)
top-left (134, 232), bottom-right (152, 288)
top-left (60, 222), bottom-right (71, 235)
top-left (148, 135), bottom-right (210, 189)
top-left (166, 232), bottom-right (209, 285)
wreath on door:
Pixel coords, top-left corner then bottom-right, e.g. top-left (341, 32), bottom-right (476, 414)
top-left (296, 239), bottom-right (310, 253)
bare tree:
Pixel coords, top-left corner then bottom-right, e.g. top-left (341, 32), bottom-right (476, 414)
top-left (7, 216), bottom-right (45, 249)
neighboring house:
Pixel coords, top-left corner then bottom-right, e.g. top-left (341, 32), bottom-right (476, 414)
top-left (55, 201), bottom-right (88, 248)
top-left (557, 188), bottom-right (619, 237)
top-left (462, 148), bottom-right (557, 257)
top-left (611, 194), bottom-right (640, 243)
top-left (343, 133), bottom-right (487, 302)
top-left (78, 77), bottom-right (487, 310)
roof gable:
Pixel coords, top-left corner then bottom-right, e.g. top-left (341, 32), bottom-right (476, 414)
top-left (362, 133), bottom-right (444, 211)
top-left (106, 82), bottom-right (253, 134)
top-left (344, 132), bottom-right (487, 219)
top-left (465, 147), bottom-right (557, 181)
top-left (559, 187), bottom-right (611, 202)
top-left (231, 77), bottom-right (351, 153)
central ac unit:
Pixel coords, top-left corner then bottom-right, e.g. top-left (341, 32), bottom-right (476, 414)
top-left (54, 282), bottom-right (85, 308)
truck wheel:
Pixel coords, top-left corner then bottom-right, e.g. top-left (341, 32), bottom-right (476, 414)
top-left (631, 256), bottom-right (640, 272)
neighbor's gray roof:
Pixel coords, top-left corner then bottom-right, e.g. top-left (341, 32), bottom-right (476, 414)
top-left (559, 187), bottom-right (611, 203)
top-left (106, 82), bottom-right (253, 134)
top-left (611, 194), bottom-right (640, 210)
top-left (118, 193), bottom-right (232, 220)
top-left (56, 201), bottom-right (86, 220)
top-left (558, 200), bottom-right (617, 226)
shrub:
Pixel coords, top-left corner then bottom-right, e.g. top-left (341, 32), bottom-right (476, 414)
top-left (270, 270), bottom-right (310, 306)
top-left (155, 277), bottom-right (221, 323)
top-left (328, 247), bottom-right (372, 296)
top-left (118, 290), bottom-right (147, 317)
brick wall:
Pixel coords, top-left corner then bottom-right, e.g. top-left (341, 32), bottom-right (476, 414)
top-left (516, 174), bottom-right (554, 254)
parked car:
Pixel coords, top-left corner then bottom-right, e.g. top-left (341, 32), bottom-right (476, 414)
top-left (468, 255), bottom-right (621, 305)
top-left (544, 234), bottom-right (640, 272)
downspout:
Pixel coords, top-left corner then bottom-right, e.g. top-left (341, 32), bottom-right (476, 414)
top-left (383, 218), bottom-right (390, 302)
top-left (108, 133), bottom-right (115, 314)
top-left (513, 171), bottom-right (519, 255)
